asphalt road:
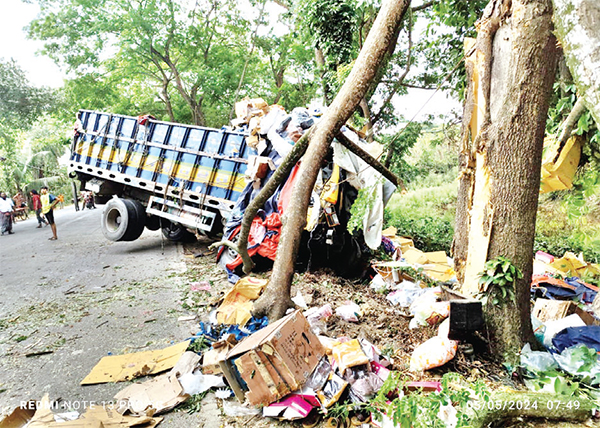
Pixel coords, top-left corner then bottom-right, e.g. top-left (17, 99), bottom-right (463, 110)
top-left (0, 205), bottom-right (204, 423)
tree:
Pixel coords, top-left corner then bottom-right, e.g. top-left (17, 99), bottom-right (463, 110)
top-left (452, 0), bottom-right (558, 361)
top-left (252, 0), bottom-right (410, 321)
top-left (551, 0), bottom-right (600, 127)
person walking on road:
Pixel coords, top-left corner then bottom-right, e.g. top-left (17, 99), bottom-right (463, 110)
top-left (0, 191), bottom-right (15, 235)
top-left (41, 186), bottom-right (59, 240)
top-left (30, 190), bottom-right (47, 228)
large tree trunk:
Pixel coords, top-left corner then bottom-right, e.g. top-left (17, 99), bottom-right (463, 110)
top-left (253, 0), bottom-right (410, 321)
top-left (552, 0), bottom-right (600, 127)
top-left (453, 0), bottom-right (558, 362)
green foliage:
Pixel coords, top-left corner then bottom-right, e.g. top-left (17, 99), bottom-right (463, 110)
top-left (368, 372), bottom-right (490, 428)
top-left (385, 181), bottom-right (456, 253)
top-left (175, 391), bottom-right (209, 414)
top-left (0, 58), bottom-right (57, 128)
top-left (478, 257), bottom-right (523, 307)
top-left (417, 0), bottom-right (488, 99)
top-left (347, 180), bottom-right (379, 234)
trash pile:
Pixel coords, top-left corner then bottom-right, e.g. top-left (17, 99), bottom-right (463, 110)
top-left (519, 250), bottom-right (600, 394)
top-left (218, 97), bottom-right (397, 283)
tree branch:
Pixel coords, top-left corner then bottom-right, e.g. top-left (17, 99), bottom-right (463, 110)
top-left (412, 1), bottom-right (436, 12)
top-left (212, 128), bottom-right (314, 274)
top-left (335, 131), bottom-right (403, 189)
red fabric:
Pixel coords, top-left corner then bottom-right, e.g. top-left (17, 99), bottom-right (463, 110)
top-left (277, 163), bottom-right (301, 214)
top-left (531, 274), bottom-right (576, 290)
top-left (225, 212), bottom-right (283, 271)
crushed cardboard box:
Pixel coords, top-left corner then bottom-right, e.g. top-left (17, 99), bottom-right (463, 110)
top-left (220, 310), bottom-right (326, 406)
top-left (532, 298), bottom-right (597, 326)
top-left (81, 341), bottom-right (190, 384)
top-left (13, 395), bottom-right (162, 428)
top-left (403, 248), bottom-right (455, 282)
top-left (113, 352), bottom-right (201, 416)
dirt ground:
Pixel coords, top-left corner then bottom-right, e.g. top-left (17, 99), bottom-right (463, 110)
top-left (0, 218), bottom-right (592, 428)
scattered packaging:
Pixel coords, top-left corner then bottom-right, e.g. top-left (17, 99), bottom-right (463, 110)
top-left (317, 373), bottom-right (348, 408)
top-left (409, 336), bottom-right (457, 372)
top-left (263, 393), bottom-right (321, 420)
top-left (331, 340), bottom-right (370, 374)
top-left (220, 310), bottom-right (326, 406)
top-left (202, 334), bottom-right (237, 375)
top-left (81, 341), bottom-right (190, 384)
top-left (216, 277), bottom-right (269, 326)
top-left (532, 298), bottom-right (597, 326)
top-left (335, 302), bottom-right (361, 322)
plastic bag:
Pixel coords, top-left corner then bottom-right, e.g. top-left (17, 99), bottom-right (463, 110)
top-left (409, 336), bottom-right (457, 371)
top-left (370, 274), bottom-right (388, 292)
top-left (305, 304), bottom-right (333, 335)
top-left (386, 282), bottom-right (426, 307)
top-left (178, 371), bottom-right (225, 395)
top-left (552, 344), bottom-right (600, 382)
top-left (222, 400), bottom-right (261, 417)
top-left (519, 343), bottom-right (558, 373)
top-left (409, 287), bottom-right (448, 329)
top-left (336, 302), bottom-right (361, 322)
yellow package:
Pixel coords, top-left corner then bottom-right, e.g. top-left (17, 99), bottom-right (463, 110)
top-left (331, 339), bottom-right (369, 374)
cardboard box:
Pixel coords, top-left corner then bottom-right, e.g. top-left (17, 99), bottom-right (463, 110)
top-left (220, 310), bottom-right (326, 406)
top-left (532, 298), bottom-right (597, 326)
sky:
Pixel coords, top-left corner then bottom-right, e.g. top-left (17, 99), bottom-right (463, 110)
top-left (0, 0), bottom-right (64, 88)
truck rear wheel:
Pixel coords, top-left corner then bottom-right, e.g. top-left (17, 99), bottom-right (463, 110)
top-left (162, 222), bottom-right (197, 243)
top-left (101, 198), bottom-right (145, 242)
top-left (122, 199), bottom-right (146, 241)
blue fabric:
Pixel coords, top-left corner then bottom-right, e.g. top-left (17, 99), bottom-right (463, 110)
top-left (564, 277), bottom-right (598, 303)
top-left (552, 326), bottom-right (600, 353)
top-left (189, 316), bottom-right (269, 345)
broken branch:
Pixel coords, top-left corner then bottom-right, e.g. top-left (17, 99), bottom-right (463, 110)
top-left (335, 131), bottom-right (403, 188)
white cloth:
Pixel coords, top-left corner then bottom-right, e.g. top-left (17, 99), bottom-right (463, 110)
top-left (0, 197), bottom-right (14, 213)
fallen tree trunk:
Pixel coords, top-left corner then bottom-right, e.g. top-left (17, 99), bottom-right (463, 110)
top-left (253, 0), bottom-right (410, 321)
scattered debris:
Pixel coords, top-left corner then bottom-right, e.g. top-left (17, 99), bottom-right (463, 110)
top-left (81, 341), bottom-right (190, 384)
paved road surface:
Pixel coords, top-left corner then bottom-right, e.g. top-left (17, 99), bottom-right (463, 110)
top-left (0, 205), bottom-right (205, 424)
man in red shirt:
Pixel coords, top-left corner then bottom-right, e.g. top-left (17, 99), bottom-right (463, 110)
top-left (30, 190), bottom-right (47, 228)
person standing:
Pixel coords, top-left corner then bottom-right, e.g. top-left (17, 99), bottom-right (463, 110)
top-left (0, 191), bottom-right (15, 235)
top-left (41, 186), bottom-right (59, 240)
top-left (30, 190), bottom-right (47, 228)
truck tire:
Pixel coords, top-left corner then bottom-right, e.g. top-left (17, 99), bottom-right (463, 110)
top-left (101, 198), bottom-right (145, 242)
top-left (122, 199), bottom-right (146, 241)
top-left (162, 222), bottom-right (197, 243)
top-left (145, 215), bottom-right (161, 231)
top-left (101, 198), bottom-right (133, 241)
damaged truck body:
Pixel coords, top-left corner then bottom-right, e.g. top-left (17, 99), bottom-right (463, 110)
top-left (68, 110), bottom-right (254, 242)
top-left (69, 104), bottom-right (395, 279)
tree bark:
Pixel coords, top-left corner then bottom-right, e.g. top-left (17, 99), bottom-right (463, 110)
top-left (453, 0), bottom-right (559, 362)
top-left (252, 0), bottom-right (410, 321)
top-left (552, 0), bottom-right (600, 127)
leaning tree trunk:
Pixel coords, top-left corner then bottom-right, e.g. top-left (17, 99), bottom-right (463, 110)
top-left (552, 0), bottom-right (600, 127)
top-left (252, 0), bottom-right (410, 321)
top-left (454, 0), bottom-right (558, 363)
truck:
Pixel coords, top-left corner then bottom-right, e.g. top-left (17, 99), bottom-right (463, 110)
top-left (68, 110), bottom-right (255, 242)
